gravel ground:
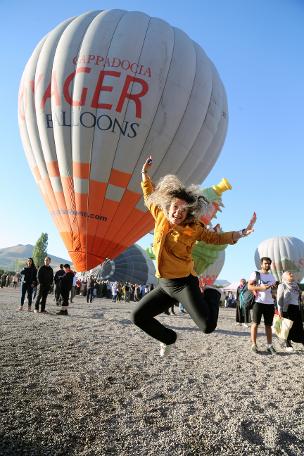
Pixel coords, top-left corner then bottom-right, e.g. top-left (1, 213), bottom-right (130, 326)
top-left (1, 287), bottom-right (304, 456)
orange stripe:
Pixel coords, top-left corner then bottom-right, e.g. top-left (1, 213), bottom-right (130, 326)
top-left (83, 181), bottom-right (107, 240)
top-left (103, 190), bottom-right (141, 238)
top-left (73, 162), bottom-right (90, 179)
top-left (108, 168), bottom-right (132, 188)
top-left (88, 180), bottom-right (106, 212)
top-left (53, 191), bottom-right (66, 206)
top-left (33, 166), bottom-right (41, 181)
top-left (61, 177), bottom-right (75, 212)
top-left (91, 199), bottom-right (119, 254)
top-left (47, 161), bottom-right (60, 177)
top-left (121, 211), bottom-right (153, 248)
top-left (60, 232), bottom-right (74, 252)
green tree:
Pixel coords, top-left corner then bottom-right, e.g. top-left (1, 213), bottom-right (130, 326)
top-left (146, 245), bottom-right (156, 260)
top-left (33, 233), bottom-right (48, 268)
top-left (13, 259), bottom-right (26, 272)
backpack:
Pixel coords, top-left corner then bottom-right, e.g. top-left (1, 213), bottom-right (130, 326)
top-left (239, 271), bottom-right (261, 310)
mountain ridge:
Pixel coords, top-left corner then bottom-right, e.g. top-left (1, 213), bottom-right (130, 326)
top-left (0, 244), bottom-right (71, 270)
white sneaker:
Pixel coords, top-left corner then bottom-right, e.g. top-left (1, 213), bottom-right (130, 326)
top-left (159, 335), bottom-right (177, 357)
top-left (285, 346), bottom-right (294, 352)
top-left (34, 309), bottom-right (39, 314)
top-left (160, 343), bottom-right (171, 357)
top-left (243, 323), bottom-right (249, 328)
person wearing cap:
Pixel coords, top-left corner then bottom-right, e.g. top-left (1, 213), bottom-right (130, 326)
top-left (132, 156), bottom-right (256, 357)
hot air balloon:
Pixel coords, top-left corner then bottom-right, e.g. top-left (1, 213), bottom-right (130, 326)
top-left (255, 236), bottom-right (304, 282)
top-left (200, 177), bottom-right (232, 225)
top-left (192, 177), bottom-right (231, 275)
top-left (91, 244), bottom-right (157, 285)
top-left (18, 9), bottom-right (228, 271)
top-left (193, 241), bottom-right (226, 276)
top-left (198, 249), bottom-right (225, 288)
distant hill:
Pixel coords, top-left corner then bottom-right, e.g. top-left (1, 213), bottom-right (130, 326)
top-left (0, 244), bottom-right (71, 271)
top-left (214, 279), bottom-right (230, 287)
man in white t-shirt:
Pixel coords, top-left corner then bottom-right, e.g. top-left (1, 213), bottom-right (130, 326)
top-left (248, 257), bottom-right (277, 354)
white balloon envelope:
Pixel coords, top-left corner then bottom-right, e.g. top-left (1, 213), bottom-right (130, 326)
top-left (18, 9), bottom-right (228, 271)
top-left (255, 236), bottom-right (304, 282)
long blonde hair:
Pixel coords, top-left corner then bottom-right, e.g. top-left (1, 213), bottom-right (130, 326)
top-left (146, 175), bottom-right (209, 224)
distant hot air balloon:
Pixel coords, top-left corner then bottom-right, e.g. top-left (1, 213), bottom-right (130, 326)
top-left (18, 9), bottom-right (228, 271)
top-left (255, 236), bottom-right (304, 282)
top-left (91, 244), bottom-right (157, 285)
top-left (198, 249), bottom-right (225, 287)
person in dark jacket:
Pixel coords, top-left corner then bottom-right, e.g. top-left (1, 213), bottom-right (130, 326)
top-left (54, 264), bottom-right (65, 305)
top-left (18, 258), bottom-right (37, 311)
top-left (34, 257), bottom-right (54, 313)
top-left (236, 278), bottom-right (252, 327)
top-left (57, 264), bottom-right (74, 316)
top-left (86, 276), bottom-right (96, 303)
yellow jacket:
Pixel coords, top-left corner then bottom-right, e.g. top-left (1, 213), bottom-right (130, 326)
top-left (142, 177), bottom-right (237, 279)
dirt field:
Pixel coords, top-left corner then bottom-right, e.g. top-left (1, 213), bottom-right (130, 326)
top-left (1, 287), bottom-right (304, 455)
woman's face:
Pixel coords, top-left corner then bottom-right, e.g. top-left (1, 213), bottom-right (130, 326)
top-left (168, 198), bottom-right (188, 225)
top-left (285, 272), bottom-right (294, 282)
top-left (27, 259), bottom-right (32, 266)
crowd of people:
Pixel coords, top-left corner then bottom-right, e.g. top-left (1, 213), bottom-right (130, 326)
top-left (0, 272), bottom-right (20, 288)
top-left (0, 259), bottom-right (156, 316)
top-left (76, 277), bottom-right (155, 303)
top-left (233, 257), bottom-right (304, 354)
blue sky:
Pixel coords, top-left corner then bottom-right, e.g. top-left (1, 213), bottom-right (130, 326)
top-left (1, 0), bottom-right (303, 282)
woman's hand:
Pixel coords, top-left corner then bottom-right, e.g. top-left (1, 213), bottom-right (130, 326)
top-left (142, 156), bottom-right (152, 174)
top-left (243, 212), bottom-right (257, 236)
top-left (232, 212), bottom-right (257, 241)
top-left (141, 156), bottom-right (152, 181)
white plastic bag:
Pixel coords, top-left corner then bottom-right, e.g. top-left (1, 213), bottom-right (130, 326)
top-left (272, 314), bottom-right (293, 340)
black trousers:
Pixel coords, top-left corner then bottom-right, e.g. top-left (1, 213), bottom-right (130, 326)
top-left (87, 287), bottom-right (94, 303)
top-left (60, 289), bottom-right (70, 307)
top-left (35, 284), bottom-right (50, 311)
top-left (236, 302), bottom-right (251, 323)
top-left (20, 283), bottom-right (33, 306)
top-left (55, 283), bottom-right (61, 302)
top-left (132, 274), bottom-right (220, 345)
top-left (283, 305), bottom-right (304, 343)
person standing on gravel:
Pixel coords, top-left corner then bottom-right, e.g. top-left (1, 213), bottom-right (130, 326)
top-left (54, 264), bottom-right (65, 305)
top-left (248, 257), bottom-right (277, 354)
top-left (277, 271), bottom-right (304, 352)
top-left (86, 276), bottom-right (96, 303)
top-left (18, 258), bottom-right (37, 312)
top-left (57, 264), bottom-right (74, 316)
top-left (34, 257), bottom-right (54, 314)
top-left (132, 157), bottom-right (256, 357)
top-left (235, 278), bottom-right (251, 327)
